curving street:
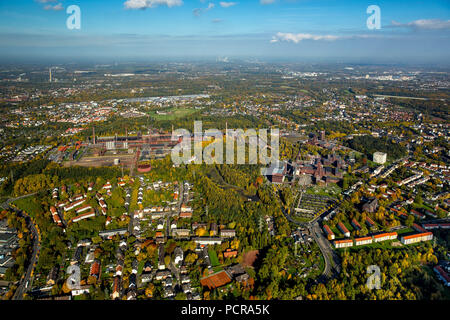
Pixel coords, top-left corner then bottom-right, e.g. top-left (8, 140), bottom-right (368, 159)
top-left (278, 189), bottom-right (341, 282)
top-left (1, 194), bottom-right (41, 300)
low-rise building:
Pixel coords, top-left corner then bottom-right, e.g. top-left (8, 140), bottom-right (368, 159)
top-left (334, 239), bottom-right (353, 248)
top-left (220, 229), bottom-right (236, 238)
top-left (400, 232), bottom-right (433, 245)
top-left (323, 225), bottom-right (335, 240)
top-left (337, 222), bottom-right (350, 238)
top-left (373, 232), bottom-right (397, 242)
top-left (354, 236), bottom-right (373, 246)
top-left (434, 266), bottom-right (450, 287)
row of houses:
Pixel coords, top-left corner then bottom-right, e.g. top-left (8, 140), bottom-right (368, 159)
top-left (396, 173), bottom-right (423, 187)
top-left (400, 232), bottom-right (434, 245)
top-left (422, 223), bottom-right (450, 230)
top-left (333, 232), bottom-right (398, 248)
top-left (64, 198), bottom-right (86, 212)
top-left (71, 210), bottom-right (96, 223)
top-left (50, 206), bottom-right (64, 228)
top-left (334, 229), bottom-right (435, 248)
top-left (434, 265), bottom-right (450, 287)
top-left (323, 217), bottom-right (376, 240)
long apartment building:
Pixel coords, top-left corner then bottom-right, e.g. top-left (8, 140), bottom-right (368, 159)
top-left (323, 224), bottom-right (335, 240)
top-left (354, 236), bottom-right (373, 246)
top-left (337, 222), bottom-right (350, 238)
top-left (423, 223), bottom-right (450, 230)
top-left (400, 232), bottom-right (433, 245)
top-left (373, 232), bottom-right (398, 242)
top-left (334, 232), bottom-right (399, 248)
top-left (334, 239), bottom-right (354, 248)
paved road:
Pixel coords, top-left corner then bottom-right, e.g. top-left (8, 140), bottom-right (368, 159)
top-left (1, 193), bottom-right (41, 300)
top-left (0, 193), bottom-right (37, 210)
top-left (277, 189), bottom-right (340, 282)
top-left (309, 222), bottom-right (340, 281)
top-left (9, 205), bottom-right (40, 300)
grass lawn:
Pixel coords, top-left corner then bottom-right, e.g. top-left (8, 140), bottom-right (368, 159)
top-left (346, 240), bottom-right (398, 251)
top-left (138, 260), bottom-right (145, 275)
top-left (212, 266), bottom-right (224, 273)
top-left (12, 197), bottom-right (44, 216)
top-left (305, 184), bottom-right (342, 199)
top-left (317, 254), bottom-right (325, 275)
top-left (149, 107), bottom-right (197, 121)
top-left (412, 203), bottom-right (435, 212)
top-left (208, 249), bottom-right (220, 267)
top-left (396, 227), bottom-right (414, 235)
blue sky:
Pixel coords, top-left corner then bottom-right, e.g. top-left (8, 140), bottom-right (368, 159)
top-left (0, 0), bottom-right (449, 63)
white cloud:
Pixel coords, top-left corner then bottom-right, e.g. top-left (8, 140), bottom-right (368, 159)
top-left (44, 3), bottom-right (64, 11)
top-left (260, 0), bottom-right (276, 5)
top-left (193, 2), bottom-right (215, 16)
top-left (390, 19), bottom-right (450, 30)
top-left (36, 0), bottom-right (57, 3)
top-left (220, 2), bottom-right (237, 8)
top-left (124, 0), bottom-right (183, 9)
top-left (271, 32), bottom-right (340, 43)
top-left (270, 32), bottom-right (386, 44)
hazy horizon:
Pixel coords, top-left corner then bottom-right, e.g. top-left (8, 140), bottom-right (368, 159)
top-left (0, 0), bottom-right (449, 64)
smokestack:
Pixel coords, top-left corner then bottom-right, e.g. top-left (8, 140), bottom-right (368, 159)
top-left (49, 68), bottom-right (52, 83)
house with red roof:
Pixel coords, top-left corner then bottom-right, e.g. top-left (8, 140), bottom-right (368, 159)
top-left (373, 232), bottom-right (397, 242)
top-left (400, 232), bottom-right (433, 245)
top-left (337, 222), bottom-right (350, 237)
top-left (323, 224), bottom-right (335, 240)
top-left (354, 236), bottom-right (373, 246)
top-left (334, 239), bottom-right (353, 248)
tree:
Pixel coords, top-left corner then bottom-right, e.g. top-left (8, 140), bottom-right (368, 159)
top-left (145, 284), bottom-right (155, 298)
top-left (414, 193), bottom-right (423, 206)
top-left (164, 255), bottom-right (171, 267)
top-left (196, 228), bottom-right (208, 237)
top-left (405, 215), bottom-right (414, 227)
top-left (185, 253), bottom-right (198, 265)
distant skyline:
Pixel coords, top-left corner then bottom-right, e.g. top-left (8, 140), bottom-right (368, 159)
top-left (0, 0), bottom-right (449, 64)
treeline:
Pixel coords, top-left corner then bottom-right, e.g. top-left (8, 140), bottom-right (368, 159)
top-left (43, 165), bottom-right (122, 182)
top-left (215, 164), bottom-right (260, 193)
top-left (345, 135), bottom-right (407, 160)
top-left (389, 98), bottom-right (449, 120)
top-left (0, 210), bottom-right (33, 284)
top-left (0, 159), bottom-right (51, 197)
top-left (307, 245), bottom-right (446, 300)
top-left (10, 164), bottom-right (124, 197)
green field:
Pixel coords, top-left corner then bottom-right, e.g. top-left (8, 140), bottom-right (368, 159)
top-left (149, 107), bottom-right (197, 120)
top-left (395, 227), bottom-right (414, 235)
top-left (208, 249), bottom-right (220, 267)
top-left (13, 197), bottom-right (44, 216)
top-left (305, 184), bottom-right (342, 199)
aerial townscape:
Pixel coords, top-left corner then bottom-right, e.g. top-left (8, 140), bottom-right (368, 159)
top-left (0, 0), bottom-right (449, 305)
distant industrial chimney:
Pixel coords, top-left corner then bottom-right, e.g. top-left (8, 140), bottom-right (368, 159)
top-left (49, 68), bottom-right (52, 83)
